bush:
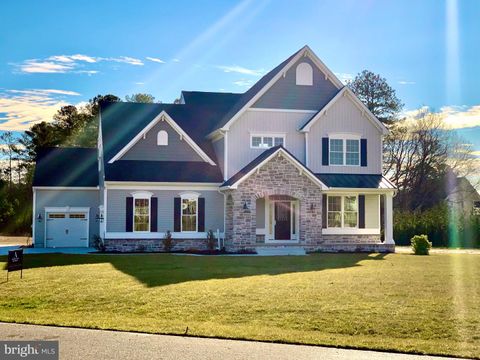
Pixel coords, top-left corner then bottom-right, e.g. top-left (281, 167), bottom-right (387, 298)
top-left (163, 230), bottom-right (174, 252)
top-left (411, 234), bottom-right (432, 255)
top-left (206, 230), bottom-right (216, 251)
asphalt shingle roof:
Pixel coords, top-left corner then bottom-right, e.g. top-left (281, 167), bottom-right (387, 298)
top-left (105, 160), bottom-right (223, 183)
top-left (33, 147), bottom-right (98, 187)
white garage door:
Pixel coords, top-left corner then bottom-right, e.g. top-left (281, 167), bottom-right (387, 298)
top-left (45, 210), bottom-right (89, 248)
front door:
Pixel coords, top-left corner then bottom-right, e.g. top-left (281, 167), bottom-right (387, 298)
top-left (274, 201), bottom-right (291, 240)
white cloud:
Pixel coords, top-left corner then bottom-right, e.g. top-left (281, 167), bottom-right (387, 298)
top-left (233, 79), bottom-right (254, 87)
top-left (172, 58), bottom-right (180, 63)
top-left (398, 80), bottom-right (416, 85)
top-left (15, 54), bottom-right (144, 74)
top-left (108, 56), bottom-right (143, 66)
top-left (134, 82), bottom-right (145, 85)
top-left (334, 72), bottom-right (354, 84)
top-left (146, 56), bottom-right (165, 64)
top-left (0, 89), bottom-right (75, 131)
top-left (20, 60), bottom-right (74, 74)
top-left (217, 65), bottom-right (263, 76)
top-left (8, 89), bottom-right (80, 96)
top-left (403, 105), bottom-right (480, 130)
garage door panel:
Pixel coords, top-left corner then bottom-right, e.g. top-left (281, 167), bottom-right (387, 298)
top-left (46, 211), bottom-right (89, 247)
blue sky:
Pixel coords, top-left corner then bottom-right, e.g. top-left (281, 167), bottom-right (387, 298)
top-left (1, 0), bottom-right (479, 150)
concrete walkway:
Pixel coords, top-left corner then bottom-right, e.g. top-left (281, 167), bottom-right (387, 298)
top-left (0, 322), bottom-right (462, 360)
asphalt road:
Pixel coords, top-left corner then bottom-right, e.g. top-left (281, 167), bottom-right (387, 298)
top-left (0, 322), bottom-right (463, 360)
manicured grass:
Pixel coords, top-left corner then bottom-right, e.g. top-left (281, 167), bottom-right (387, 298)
top-left (1, 253), bottom-right (479, 358)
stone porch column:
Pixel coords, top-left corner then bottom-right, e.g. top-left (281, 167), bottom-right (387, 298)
top-left (384, 192), bottom-right (395, 244)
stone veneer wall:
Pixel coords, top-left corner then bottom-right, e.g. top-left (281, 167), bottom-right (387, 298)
top-left (104, 238), bottom-right (208, 252)
top-left (312, 234), bottom-right (394, 253)
top-left (223, 153), bottom-right (323, 251)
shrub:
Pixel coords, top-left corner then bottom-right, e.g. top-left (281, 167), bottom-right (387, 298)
top-left (206, 230), bottom-right (216, 251)
top-left (93, 235), bottom-right (106, 252)
top-left (163, 230), bottom-right (174, 252)
top-left (411, 234), bottom-right (432, 255)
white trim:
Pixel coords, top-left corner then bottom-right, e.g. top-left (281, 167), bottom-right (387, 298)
top-left (305, 132), bottom-right (309, 167)
top-left (324, 188), bottom-right (396, 194)
top-left (130, 191), bottom-right (153, 198)
top-left (322, 228), bottom-right (380, 235)
top-left (108, 111), bottom-right (216, 166)
top-left (132, 192), bottom-right (152, 233)
top-left (295, 62), bottom-right (313, 86)
top-left (224, 130), bottom-right (229, 181)
top-left (300, 87), bottom-right (388, 135)
top-left (384, 193), bottom-right (395, 244)
top-left (326, 194), bottom-right (359, 229)
top-left (103, 188), bottom-right (108, 239)
top-left (247, 108), bottom-right (317, 114)
top-left (216, 46), bottom-right (343, 134)
top-left (105, 182), bottom-right (221, 190)
top-left (250, 133), bottom-right (286, 149)
top-left (220, 147), bottom-right (328, 191)
top-left (329, 136), bottom-right (361, 167)
top-left (157, 130), bottom-right (168, 146)
top-left (32, 186), bottom-right (99, 190)
top-left (45, 206), bottom-right (91, 212)
top-left (32, 188), bottom-right (36, 245)
top-left (105, 231), bottom-right (224, 240)
top-left (180, 193), bottom-right (199, 233)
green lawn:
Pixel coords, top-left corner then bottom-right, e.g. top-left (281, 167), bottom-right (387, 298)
top-left (1, 253), bottom-right (479, 358)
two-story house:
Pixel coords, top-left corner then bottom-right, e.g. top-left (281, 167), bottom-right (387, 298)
top-left (32, 46), bottom-right (396, 253)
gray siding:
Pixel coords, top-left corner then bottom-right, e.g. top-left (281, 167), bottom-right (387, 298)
top-left (120, 120), bottom-right (203, 162)
top-left (212, 137), bottom-right (225, 179)
top-left (227, 109), bottom-right (311, 178)
top-left (253, 56), bottom-right (339, 110)
top-left (34, 189), bottom-right (100, 247)
top-left (308, 95), bottom-right (383, 174)
top-left (106, 189), bottom-right (224, 232)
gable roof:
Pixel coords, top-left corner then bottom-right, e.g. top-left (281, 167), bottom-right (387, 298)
top-left (221, 145), bottom-right (327, 190)
top-left (100, 97), bottom-right (240, 165)
top-left (107, 110), bottom-right (216, 165)
top-left (316, 173), bottom-right (395, 190)
top-left (300, 87), bottom-right (389, 135)
top-left (33, 147), bottom-right (98, 187)
top-left (209, 45), bottom-right (344, 136)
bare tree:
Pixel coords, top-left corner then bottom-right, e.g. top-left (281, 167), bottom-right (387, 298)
top-left (384, 110), bottom-right (478, 211)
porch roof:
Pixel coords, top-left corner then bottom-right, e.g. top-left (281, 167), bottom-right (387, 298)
top-left (315, 173), bottom-right (395, 189)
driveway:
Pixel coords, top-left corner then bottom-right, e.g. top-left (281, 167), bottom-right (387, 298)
top-left (0, 322), bottom-right (462, 360)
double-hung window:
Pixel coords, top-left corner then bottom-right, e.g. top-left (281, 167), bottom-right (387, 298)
top-left (251, 134), bottom-right (285, 149)
top-left (132, 192), bottom-right (152, 232)
top-left (327, 195), bottom-right (358, 228)
top-left (329, 136), bottom-right (360, 166)
top-left (181, 193), bottom-right (198, 232)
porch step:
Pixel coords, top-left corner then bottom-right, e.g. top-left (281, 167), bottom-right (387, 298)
top-left (255, 246), bottom-right (306, 256)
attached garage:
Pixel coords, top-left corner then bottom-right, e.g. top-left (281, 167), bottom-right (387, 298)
top-left (32, 148), bottom-right (100, 248)
top-left (45, 207), bottom-right (90, 248)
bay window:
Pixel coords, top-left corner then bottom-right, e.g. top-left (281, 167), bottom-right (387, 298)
top-left (327, 195), bottom-right (358, 228)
